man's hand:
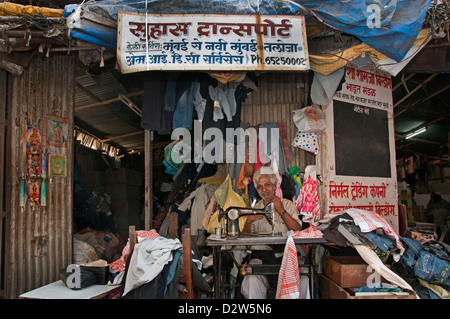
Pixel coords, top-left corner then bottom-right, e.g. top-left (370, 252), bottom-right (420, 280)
top-left (272, 196), bottom-right (284, 215)
top-left (242, 214), bottom-right (263, 233)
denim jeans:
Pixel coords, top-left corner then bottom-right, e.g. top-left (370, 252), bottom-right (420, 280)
top-left (351, 226), bottom-right (396, 253)
top-left (361, 230), bottom-right (396, 253)
top-left (401, 237), bottom-right (450, 285)
top-left (400, 237), bottom-right (422, 273)
top-left (414, 250), bottom-right (450, 285)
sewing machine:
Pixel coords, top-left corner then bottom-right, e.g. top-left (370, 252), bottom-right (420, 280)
top-left (217, 203), bottom-right (280, 238)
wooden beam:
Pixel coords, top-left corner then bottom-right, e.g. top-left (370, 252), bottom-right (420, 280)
top-left (393, 73), bottom-right (438, 108)
top-left (74, 90), bottom-right (144, 111)
top-left (392, 73), bottom-right (415, 92)
top-left (99, 130), bottom-right (144, 143)
top-left (395, 82), bottom-right (450, 118)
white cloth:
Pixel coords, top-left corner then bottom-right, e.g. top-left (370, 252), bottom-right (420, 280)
top-left (178, 183), bottom-right (218, 235)
top-left (354, 244), bottom-right (415, 294)
top-left (123, 236), bottom-right (182, 296)
top-left (241, 259), bottom-right (269, 299)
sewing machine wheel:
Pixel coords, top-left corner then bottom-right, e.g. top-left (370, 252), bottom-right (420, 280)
top-left (228, 209), bottom-right (239, 220)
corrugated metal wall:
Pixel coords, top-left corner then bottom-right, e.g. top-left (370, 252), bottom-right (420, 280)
top-left (241, 72), bottom-right (315, 170)
top-left (7, 55), bottom-right (75, 298)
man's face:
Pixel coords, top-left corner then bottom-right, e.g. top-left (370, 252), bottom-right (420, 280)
top-left (256, 176), bottom-right (275, 202)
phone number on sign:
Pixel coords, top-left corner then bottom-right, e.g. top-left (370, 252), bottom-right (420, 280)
top-left (251, 54), bottom-right (306, 66)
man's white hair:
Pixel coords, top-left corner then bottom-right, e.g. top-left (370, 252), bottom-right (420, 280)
top-left (253, 167), bottom-right (279, 185)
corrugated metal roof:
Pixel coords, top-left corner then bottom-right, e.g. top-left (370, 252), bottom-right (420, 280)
top-left (74, 69), bottom-right (144, 153)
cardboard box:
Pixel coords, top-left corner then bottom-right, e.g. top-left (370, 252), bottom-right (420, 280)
top-left (105, 168), bottom-right (143, 186)
top-left (82, 171), bottom-right (105, 187)
top-left (111, 200), bottom-right (141, 216)
top-left (322, 256), bottom-right (384, 288)
top-left (105, 183), bottom-right (141, 200)
top-left (318, 274), bottom-right (416, 299)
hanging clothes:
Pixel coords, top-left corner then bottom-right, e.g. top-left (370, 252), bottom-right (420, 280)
top-left (141, 71), bottom-right (173, 135)
top-left (172, 80), bottom-right (198, 131)
top-left (208, 81), bottom-right (242, 122)
top-left (276, 235), bottom-right (301, 299)
top-left (258, 122), bottom-right (291, 175)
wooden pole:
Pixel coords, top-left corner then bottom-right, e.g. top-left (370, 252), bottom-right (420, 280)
top-left (144, 130), bottom-right (153, 230)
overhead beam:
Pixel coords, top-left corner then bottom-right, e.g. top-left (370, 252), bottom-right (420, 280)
top-left (99, 130), bottom-right (144, 143)
top-left (392, 73), bottom-right (415, 92)
top-left (75, 90), bottom-right (144, 111)
top-left (119, 93), bottom-right (142, 117)
top-left (394, 82), bottom-right (450, 118)
top-left (393, 73), bottom-right (438, 108)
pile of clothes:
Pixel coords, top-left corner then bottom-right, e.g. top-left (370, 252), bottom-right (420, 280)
top-left (73, 229), bottom-right (124, 265)
top-left (320, 208), bottom-right (450, 299)
top-left (395, 229), bottom-right (450, 299)
top-left (108, 229), bottom-right (211, 299)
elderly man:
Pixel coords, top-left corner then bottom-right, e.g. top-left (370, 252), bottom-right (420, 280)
top-left (240, 168), bottom-right (302, 299)
top-left (243, 168), bottom-right (302, 234)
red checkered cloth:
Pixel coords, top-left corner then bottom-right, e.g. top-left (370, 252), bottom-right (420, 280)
top-left (109, 230), bottom-right (160, 273)
top-left (345, 208), bottom-right (404, 254)
top-left (292, 226), bottom-right (323, 239)
top-left (276, 235), bottom-right (301, 299)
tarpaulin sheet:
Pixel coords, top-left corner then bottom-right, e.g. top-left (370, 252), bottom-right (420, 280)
top-left (0, 1), bottom-right (63, 17)
top-left (64, 0), bottom-right (431, 61)
top-left (291, 0), bottom-right (432, 62)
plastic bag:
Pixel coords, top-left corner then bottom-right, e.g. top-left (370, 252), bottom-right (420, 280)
top-left (292, 131), bottom-right (319, 155)
top-left (214, 176), bottom-right (246, 210)
top-left (163, 139), bottom-right (184, 175)
top-left (292, 105), bottom-right (326, 133)
top-left (207, 176), bottom-right (247, 234)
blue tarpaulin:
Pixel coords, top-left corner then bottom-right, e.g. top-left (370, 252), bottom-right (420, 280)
top-left (65, 0), bottom-right (431, 62)
top-left (293, 0), bottom-right (432, 62)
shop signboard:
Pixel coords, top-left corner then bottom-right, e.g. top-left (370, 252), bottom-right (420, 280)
top-left (117, 12), bottom-right (309, 73)
top-left (323, 65), bottom-right (399, 232)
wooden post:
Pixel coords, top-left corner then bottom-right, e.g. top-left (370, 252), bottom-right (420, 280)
top-left (181, 228), bottom-right (193, 299)
top-left (129, 225), bottom-right (136, 252)
top-left (144, 130), bottom-right (153, 230)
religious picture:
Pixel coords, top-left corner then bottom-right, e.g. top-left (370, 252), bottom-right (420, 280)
top-left (46, 116), bottom-right (69, 153)
top-left (26, 179), bottom-right (41, 207)
top-left (26, 152), bottom-right (42, 177)
top-left (24, 126), bottom-right (42, 154)
top-left (49, 154), bottom-right (66, 177)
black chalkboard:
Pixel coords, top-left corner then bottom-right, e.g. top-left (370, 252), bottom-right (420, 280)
top-left (333, 100), bottom-right (391, 177)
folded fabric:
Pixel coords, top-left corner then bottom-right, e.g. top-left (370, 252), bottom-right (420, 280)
top-left (345, 208), bottom-right (404, 256)
top-left (292, 226), bottom-right (323, 239)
